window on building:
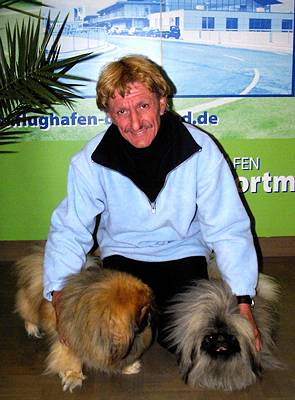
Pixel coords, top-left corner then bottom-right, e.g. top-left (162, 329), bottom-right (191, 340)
top-left (249, 18), bottom-right (271, 31)
top-left (222, 0), bottom-right (228, 11)
top-left (282, 19), bottom-right (293, 32)
top-left (228, 0), bottom-right (236, 11)
top-left (202, 16), bottom-right (215, 30)
top-left (226, 17), bottom-right (238, 30)
top-left (210, 0), bottom-right (218, 10)
top-left (240, 0), bottom-right (247, 11)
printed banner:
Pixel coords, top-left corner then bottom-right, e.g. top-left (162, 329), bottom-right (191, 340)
top-left (0, 0), bottom-right (294, 240)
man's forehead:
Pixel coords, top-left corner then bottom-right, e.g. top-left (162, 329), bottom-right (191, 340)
top-left (114, 82), bottom-right (152, 98)
top-left (109, 83), bottom-right (157, 108)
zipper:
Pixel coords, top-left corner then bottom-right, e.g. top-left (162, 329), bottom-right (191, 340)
top-left (150, 201), bottom-right (156, 214)
top-left (147, 150), bottom-right (201, 214)
top-left (147, 173), bottom-right (168, 214)
top-left (99, 150), bottom-right (201, 215)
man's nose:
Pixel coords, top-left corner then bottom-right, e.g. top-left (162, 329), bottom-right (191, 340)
top-left (130, 109), bottom-right (141, 131)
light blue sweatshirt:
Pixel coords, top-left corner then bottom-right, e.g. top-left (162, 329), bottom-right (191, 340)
top-left (43, 120), bottom-right (258, 300)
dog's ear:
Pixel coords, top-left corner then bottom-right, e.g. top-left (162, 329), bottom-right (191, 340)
top-left (250, 352), bottom-right (263, 377)
top-left (108, 302), bottom-right (153, 362)
top-left (105, 278), bottom-right (153, 362)
top-left (135, 304), bottom-right (152, 334)
top-left (181, 345), bottom-right (197, 384)
top-left (108, 312), bottom-right (135, 362)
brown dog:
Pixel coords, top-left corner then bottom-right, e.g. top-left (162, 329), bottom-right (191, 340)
top-left (15, 247), bottom-right (154, 391)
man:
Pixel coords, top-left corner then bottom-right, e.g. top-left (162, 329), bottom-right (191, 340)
top-left (44, 55), bottom-right (261, 351)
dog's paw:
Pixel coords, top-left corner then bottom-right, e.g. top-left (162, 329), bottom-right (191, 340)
top-left (59, 370), bottom-right (86, 392)
top-left (83, 255), bottom-right (102, 270)
top-left (25, 321), bottom-right (44, 339)
top-left (122, 360), bottom-right (142, 375)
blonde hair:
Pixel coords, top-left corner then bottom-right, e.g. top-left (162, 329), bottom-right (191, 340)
top-left (96, 55), bottom-right (172, 111)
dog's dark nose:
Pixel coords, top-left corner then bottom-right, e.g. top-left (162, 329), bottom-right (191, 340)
top-left (217, 334), bottom-right (225, 342)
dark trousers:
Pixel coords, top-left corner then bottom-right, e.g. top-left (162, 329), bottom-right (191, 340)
top-left (103, 255), bottom-right (208, 351)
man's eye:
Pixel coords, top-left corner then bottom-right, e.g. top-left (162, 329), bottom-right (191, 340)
top-left (117, 109), bottom-right (126, 115)
top-left (140, 103), bottom-right (149, 109)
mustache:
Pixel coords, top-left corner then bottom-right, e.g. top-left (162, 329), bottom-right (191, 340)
top-left (124, 122), bottom-right (152, 133)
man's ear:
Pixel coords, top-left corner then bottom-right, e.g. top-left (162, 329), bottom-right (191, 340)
top-left (106, 111), bottom-right (115, 125)
top-left (159, 97), bottom-right (167, 116)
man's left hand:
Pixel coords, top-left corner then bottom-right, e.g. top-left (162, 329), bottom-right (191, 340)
top-left (239, 303), bottom-right (262, 352)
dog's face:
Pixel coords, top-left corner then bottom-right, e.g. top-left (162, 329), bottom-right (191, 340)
top-left (178, 316), bottom-right (259, 390)
top-left (115, 302), bottom-right (153, 360)
top-left (102, 275), bottom-right (154, 363)
top-left (200, 318), bottom-right (241, 360)
top-left (201, 332), bottom-right (241, 359)
top-left (134, 303), bottom-right (153, 335)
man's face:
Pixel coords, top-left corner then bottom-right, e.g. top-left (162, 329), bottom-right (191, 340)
top-left (107, 82), bottom-right (167, 148)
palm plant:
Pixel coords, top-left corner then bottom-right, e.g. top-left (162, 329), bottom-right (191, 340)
top-left (0, 1), bottom-right (97, 152)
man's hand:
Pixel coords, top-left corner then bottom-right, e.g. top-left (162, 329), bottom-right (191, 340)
top-left (52, 290), bottom-right (69, 346)
top-left (239, 303), bottom-right (262, 352)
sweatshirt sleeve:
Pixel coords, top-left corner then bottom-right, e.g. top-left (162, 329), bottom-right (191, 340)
top-left (196, 136), bottom-right (258, 297)
top-left (43, 148), bottom-right (105, 300)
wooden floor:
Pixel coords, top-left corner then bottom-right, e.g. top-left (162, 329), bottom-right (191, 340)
top-left (1, 255), bottom-right (295, 400)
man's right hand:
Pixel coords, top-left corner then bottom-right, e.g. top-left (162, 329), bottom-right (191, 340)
top-left (52, 290), bottom-right (69, 346)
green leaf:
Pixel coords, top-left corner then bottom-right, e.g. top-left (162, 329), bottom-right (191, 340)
top-left (0, 11), bottom-right (98, 140)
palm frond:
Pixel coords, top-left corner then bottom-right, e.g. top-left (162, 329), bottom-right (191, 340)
top-left (0, 127), bottom-right (31, 154)
top-left (0, 0), bottom-right (49, 19)
top-left (0, 12), bottom-right (97, 137)
top-left (0, 0), bottom-right (44, 6)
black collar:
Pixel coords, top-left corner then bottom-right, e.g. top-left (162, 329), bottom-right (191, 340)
top-left (91, 111), bottom-right (201, 201)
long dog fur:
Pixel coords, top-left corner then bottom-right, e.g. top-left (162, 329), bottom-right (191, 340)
top-left (15, 246), bottom-right (154, 391)
top-left (165, 266), bottom-right (282, 391)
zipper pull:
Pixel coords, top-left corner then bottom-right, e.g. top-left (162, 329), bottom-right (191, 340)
top-left (150, 202), bottom-right (156, 214)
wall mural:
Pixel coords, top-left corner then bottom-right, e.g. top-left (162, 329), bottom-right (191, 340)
top-left (0, 0), bottom-right (294, 240)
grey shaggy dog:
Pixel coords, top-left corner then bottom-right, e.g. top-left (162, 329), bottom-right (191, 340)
top-left (165, 273), bottom-right (282, 391)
